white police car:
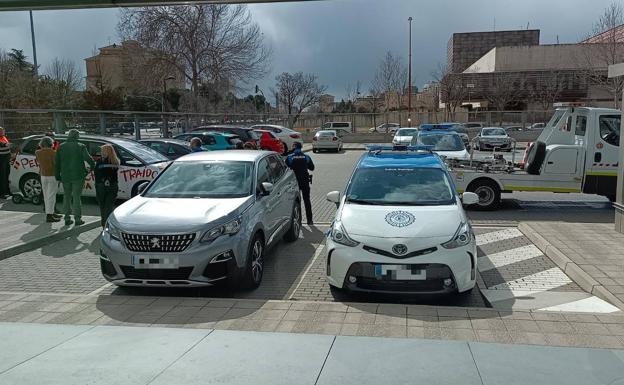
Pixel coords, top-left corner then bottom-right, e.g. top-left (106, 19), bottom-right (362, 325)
top-left (325, 145), bottom-right (479, 295)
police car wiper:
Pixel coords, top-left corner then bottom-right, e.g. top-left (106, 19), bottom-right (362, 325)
top-left (346, 198), bottom-right (383, 205)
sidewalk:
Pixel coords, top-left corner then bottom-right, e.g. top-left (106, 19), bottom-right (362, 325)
top-left (520, 222), bottom-right (624, 310)
top-left (0, 210), bottom-right (100, 261)
top-left (1, 321), bottom-right (623, 385)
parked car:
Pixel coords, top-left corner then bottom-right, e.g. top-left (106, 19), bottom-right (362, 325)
top-left (140, 138), bottom-right (192, 160)
top-left (313, 130), bottom-right (343, 153)
top-left (107, 122), bottom-right (135, 135)
top-left (314, 121), bottom-right (352, 134)
top-left (324, 146), bottom-right (478, 295)
top-left (250, 124), bottom-right (303, 154)
top-left (11, 135), bottom-right (169, 200)
top-left (530, 122), bottom-right (546, 129)
top-left (100, 150), bottom-right (302, 289)
top-left (413, 130), bottom-right (469, 159)
top-left (253, 129), bottom-right (285, 153)
top-left (369, 123), bottom-right (400, 133)
top-left (463, 123), bottom-right (484, 130)
top-left (392, 128), bottom-right (419, 145)
top-left (505, 125), bottom-right (525, 132)
top-left (174, 132), bottom-right (240, 151)
top-left (473, 127), bottom-right (514, 151)
top-left (440, 122), bottom-right (471, 149)
top-left (192, 125), bottom-right (259, 147)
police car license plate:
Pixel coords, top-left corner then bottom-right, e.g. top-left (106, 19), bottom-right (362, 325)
top-left (374, 264), bottom-right (426, 280)
top-left (132, 255), bottom-right (179, 269)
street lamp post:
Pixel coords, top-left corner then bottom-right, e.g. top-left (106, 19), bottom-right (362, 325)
top-left (161, 75), bottom-right (176, 137)
top-left (29, 10), bottom-right (38, 76)
top-left (408, 17), bottom-right (413, 126)
top-left (255, 85), bottom-right (268, 121)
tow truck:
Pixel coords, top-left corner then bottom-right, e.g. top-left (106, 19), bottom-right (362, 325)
top-left (446, 103), bottom-right (621, 210)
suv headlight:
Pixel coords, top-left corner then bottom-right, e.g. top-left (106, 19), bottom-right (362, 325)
top-left (201, 218), bottom-right (241, 243)
top-left (330, 221), bottom-right (359, 247)
top-left (104, 220), bottom-right (121, 241)
top-left (441, 222), bottom-right (473, 249)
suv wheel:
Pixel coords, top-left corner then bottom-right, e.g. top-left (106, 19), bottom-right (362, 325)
top-left (242, 233), bottom-right (264, 289)
top-left (284, 201), bottom-right (301, 242)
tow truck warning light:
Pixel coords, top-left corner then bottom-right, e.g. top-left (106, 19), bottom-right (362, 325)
top-left (553, 102), bottom-right (585, 108)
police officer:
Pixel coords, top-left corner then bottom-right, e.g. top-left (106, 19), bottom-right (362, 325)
top-left (286, 142), bottom-right (315, 225)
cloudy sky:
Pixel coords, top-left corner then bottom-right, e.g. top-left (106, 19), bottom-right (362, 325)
top-left (0, 0), bottom-right (617, 100)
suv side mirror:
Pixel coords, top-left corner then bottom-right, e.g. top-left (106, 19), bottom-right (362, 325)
top-left (260, 182), bottom-right (274, 196)
top-left (326, 191), bottom-right (341, 203)
top-left (137, 181), bottom-right (149, 195)
top-left (461, 192), bottom-right (479, 205)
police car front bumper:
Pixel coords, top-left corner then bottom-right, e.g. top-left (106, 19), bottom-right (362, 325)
top-left (325, 236), bottom-right (476, 294)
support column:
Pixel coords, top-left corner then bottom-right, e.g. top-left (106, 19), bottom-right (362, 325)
top-left (615, 87), bottom-right (624, 233)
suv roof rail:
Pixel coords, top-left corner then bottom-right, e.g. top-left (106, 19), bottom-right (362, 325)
top-left (366, 145), bottom-right (434, 153)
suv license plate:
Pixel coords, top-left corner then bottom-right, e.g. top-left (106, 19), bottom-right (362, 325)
top-left (132, 255), bottom-right (179, 269)
top-left (375, 265), bottom-right (426, 280)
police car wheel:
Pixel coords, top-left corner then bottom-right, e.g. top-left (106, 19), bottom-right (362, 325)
top-left (20, 173), bottom-right (42, 199)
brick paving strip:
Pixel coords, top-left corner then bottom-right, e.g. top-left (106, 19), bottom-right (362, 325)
top-left (519, 222), bottom-right (624, 310)
top-left (1, 292), bottom-right (624, 349)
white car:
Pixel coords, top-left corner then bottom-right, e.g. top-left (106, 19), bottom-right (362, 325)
top-left (414, 131), bottom-right (470, 160)
top-left (392, 128), bottom-right (419, 145)
top-left (325, 147), bottom-right (478, 295)
top-left (250, 124), bottom-right (303, 153)
top-left (312, 130), bottom-right (343, 153)
top-left (10, 135), bottom-right (169, 201)
top-left (369, 123), bottom-right (400, 133)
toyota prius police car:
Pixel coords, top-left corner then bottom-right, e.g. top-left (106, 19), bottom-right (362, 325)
top-left (325, 145), bottom-right (479, 295)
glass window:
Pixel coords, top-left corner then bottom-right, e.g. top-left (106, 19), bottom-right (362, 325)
top-left (547, 110), bottom-right (566, 128)
top-left (173, 144), bottom-right (191, 156)
top-left (115, 146), bottom-right (142, 167)
top-left (267, 155), bottom-right (285, 182)
top-left (599, 115), bottom-right (621, 147)
top-left (321, 123), bottom-right (331, 128)
top-left (147, 142), bottom-right (163, 152)
top-left (575, 116), bottom-right (587, 136)
top-left (396, 129), bottom-right (418, 136)
top-left (256, 158), bottom-right (271, 186)
top-left (21, 138), bottom-right (40, 155)
top-left (272, 127), bottom-right (282, 133)
top-left (481, 128), bottom-right (506, 136)
top-left (111, 140), bottom-right (168, 164)
top-left (417, 134), bottom-right (465, 151)
top-left (346, 168), bottom-right (455, 206)
top-left (333, 122), bottom-right (350, 128)
top-left (175, 134), bottom-right (192, 142)
top-left (203, 135), bottom-right (217, 145)
top-left (84, 141), bottom-right (103, 159)
top-left (144, 161), bottom-right (254, 198)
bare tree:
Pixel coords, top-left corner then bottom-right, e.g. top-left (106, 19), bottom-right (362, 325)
top-left (486, 72), bottom-right (519, 124)
top-left (118, 4), bottom-right (271, 107)
top-left (432, 63), bottom-right (467, 119)
top-left (576, 2), bottom-right (624, 107)
top-left (272, 72), bottom-right (326, 128)
top-left (373, 51), bottom-right (406, 112)
top-left (344, 80), bottom-right (362, 103)
top-left (43, 58), bottom-right (82, 109)
top-left (529, 71), bottom-right (565, 110)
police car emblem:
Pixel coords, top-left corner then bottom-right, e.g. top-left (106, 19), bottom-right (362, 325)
top-left (392, 244), bottom-right (408, 255)
top-left (385, 211), bottom-right (415, 227)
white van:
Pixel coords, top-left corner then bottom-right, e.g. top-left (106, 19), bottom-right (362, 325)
top-left (315, 121), bottom-right (352, 134)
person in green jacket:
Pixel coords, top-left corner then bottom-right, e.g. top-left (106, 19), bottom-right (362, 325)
top-left (55, 129), bottom-right (95, 226)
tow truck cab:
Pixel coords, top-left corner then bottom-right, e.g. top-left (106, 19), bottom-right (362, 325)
top-left (450, 104), bottom-right (621, 209)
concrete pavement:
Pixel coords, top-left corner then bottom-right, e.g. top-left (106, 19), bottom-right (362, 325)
top-left (1, 321), bottom-right (624, 385)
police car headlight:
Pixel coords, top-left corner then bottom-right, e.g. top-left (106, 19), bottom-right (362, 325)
top-left (104, 220), bottom-right (121, 241)
top-left (331, 221), bottom-right (359, 247)
top-left (201, 218), bottom-right (241, 243)
top-left (441, 222), bottom-right (473, 249)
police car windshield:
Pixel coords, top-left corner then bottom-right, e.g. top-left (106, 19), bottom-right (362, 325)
top-left (346, 167), bottom-right (455, 206)
top-left (396, 129), bottom-right (418, 136)
top-left (144, 161), bottom-right (254, 198)
top-left (417, 134), bottom-right (464, 151)
top-left (482, 128), bottom-right (506, 136)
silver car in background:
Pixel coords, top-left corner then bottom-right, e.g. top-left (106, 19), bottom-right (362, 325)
top-left (100, 150), bottom-right (302, 290)
top-left (474, 127), bottom-right (514, 151)
top-left (312, 130), bottom-right (343, 152)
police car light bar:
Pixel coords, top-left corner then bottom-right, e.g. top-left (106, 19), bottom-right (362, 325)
top-left (366, 145), bottom-right (434, 152)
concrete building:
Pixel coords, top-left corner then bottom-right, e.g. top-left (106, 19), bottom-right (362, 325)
top-left (85, 40), bottom-right (185, 96)
top-left (447, 29), bottom-right (540, 73)
top-left (319, 94), bottom-right (335, 113)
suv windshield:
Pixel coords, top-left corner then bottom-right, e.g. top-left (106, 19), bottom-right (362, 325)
top-left (346, 167), bottom-right (455, 206)
top-left (482, 128), bottom-right (506, 136)
top-left (417, 134), bottom-right (465, 151)
top-left (396, 129), bottom-right (418, 136)
top-left (144, 160), bottom-right (254, 198)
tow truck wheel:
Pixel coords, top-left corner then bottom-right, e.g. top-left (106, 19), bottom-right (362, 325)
top-left (467, 179), bottom-right (501, 211)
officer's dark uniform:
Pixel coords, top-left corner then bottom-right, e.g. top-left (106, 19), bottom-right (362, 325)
top-left (286, 147), bottom-right (315, 224)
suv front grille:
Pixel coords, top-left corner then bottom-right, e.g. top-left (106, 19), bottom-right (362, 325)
top-left (121, 233), bottom-right (196, 253)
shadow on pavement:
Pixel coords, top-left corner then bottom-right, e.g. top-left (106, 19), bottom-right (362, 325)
top-left (468, 199), bottom-right (614, 223)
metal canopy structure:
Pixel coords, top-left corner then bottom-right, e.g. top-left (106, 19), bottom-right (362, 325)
top-left (608, 63), bottom-right (624, 234)
top-left (0, 0), bottom-right (305, 11)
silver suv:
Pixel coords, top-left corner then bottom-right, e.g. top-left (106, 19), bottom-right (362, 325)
top-left (100, 150), bottom-right (301, 290)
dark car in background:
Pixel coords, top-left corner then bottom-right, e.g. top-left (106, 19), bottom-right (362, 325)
top-left (107, 122), bottom-right (135, 135)
top-left (140, 138), bottom-right (192, 160)
top-left (192, 125), bottom-right (259, 147)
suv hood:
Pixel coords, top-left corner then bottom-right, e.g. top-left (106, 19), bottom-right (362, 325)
top-left (112, 195), bottom-right (253, 233)
top-left (338, 203), bottom-right (461, 238)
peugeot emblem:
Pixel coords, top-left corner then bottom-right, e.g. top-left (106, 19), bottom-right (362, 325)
top-left (385, 211), bottom-right (415, 227)
top-left (150, 237), bottom-right (161, 248)
top-left (392, 244), bottom-right (408, 255)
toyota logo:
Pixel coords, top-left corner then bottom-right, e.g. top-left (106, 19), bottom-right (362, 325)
top-left (150, 237), bottom-right (161, 248)
top-left (392, 244), bottom-right (408, 255)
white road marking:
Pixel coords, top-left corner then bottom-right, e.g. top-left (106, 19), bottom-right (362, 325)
top-left (488, 267), bottom-right (573, 291)
top-left (476, 228), bottom-right (523, 246)
top-left (478, 244), bottom-right (544, 272)
top-left (538, 296), bottom-right (620, 313)
top-left (286, 241), bottom-right (326, 300)
top-left (87, 282), bottom-right (113, 296)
